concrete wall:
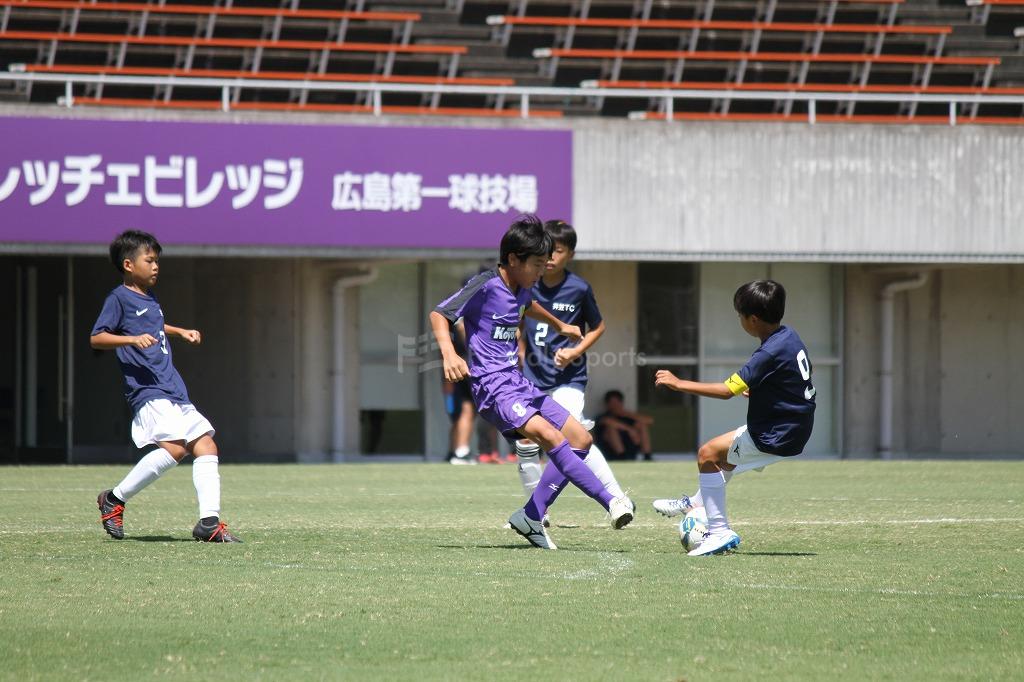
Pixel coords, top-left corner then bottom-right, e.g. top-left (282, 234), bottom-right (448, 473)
top-left (844, 264), bottom-right (1024, 456)
top-left (574, 124), bottom-right (1024, 262)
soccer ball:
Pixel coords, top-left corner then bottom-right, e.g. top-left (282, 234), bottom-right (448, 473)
top-left (678, 508), bottom-right (709, 552)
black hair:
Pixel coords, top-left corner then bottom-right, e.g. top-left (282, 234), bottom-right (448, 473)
top-left (109, 230), bottom-right (162, 273)
top-left (499, 214), bottom-right (553, 265)
top-left (733, 279), bottom-right (786, 324)
top-left (604, 389), bottom-right (624, 403)
top-left (544, 219), bottom-right (577, 251)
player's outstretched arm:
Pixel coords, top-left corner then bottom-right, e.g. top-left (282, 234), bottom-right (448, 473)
top-left (90, 331), bottom-right (158, 351)
top-left (554, 319), bottom-right (605, 369)
top-left (429, 311), bottom-right (469, 382)
top-left (164, 324), bottom-right (201, 345)
top-left (525, 301), bottom-right (582, 342)
top-left (655, 370), bottom-right (734, 400)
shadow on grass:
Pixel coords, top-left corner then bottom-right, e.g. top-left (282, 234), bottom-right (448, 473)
top-left (125, 535), bottom-right (194, 542)
top-left (438, 544), bottom-right (534, 550)
top-left (437, 544), bottom-right (630, 553)
top-left (737, 551), bottom-right (817, 557)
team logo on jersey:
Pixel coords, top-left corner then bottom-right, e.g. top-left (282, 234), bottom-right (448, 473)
top-left (552, 302), bottom-right (576, 312)
top-left (492, 326), bottom-right (517, 341)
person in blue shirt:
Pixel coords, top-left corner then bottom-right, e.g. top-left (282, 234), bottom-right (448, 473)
top-left (651, 280), bottom-right (815, 556)
top-left (515, 220), bottom-right (627, 521)
top-left (91, 230), bottom-right (240, 543)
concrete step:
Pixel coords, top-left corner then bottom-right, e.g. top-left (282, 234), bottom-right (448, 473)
top-left (411, 24), bottom-right (492, 41)
top-left (945, 38), bottom-right (1019, 54)
top-left (459, 54), bottom-right (541, 70)
top-left (366, 0), bottom-right (452, 9)
top-left (898, 7), bottom-right (973, 23)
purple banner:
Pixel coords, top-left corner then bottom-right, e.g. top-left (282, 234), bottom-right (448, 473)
top-left (0, 116), bottom-right (572, 249)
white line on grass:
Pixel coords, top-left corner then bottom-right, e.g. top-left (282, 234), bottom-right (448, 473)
top-left (740, 517), bottom-right (1023, 527)
top-left (730, 582), bottom-right (1024, 601)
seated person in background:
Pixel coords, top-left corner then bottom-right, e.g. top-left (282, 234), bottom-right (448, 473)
top-left (595, 389), bottom-right (654, 461)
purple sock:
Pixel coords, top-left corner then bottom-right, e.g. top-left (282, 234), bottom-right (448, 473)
top-left (527, 448), bottom-right (597, 516)
top-left (524, 464), bottom-right (569, 521)
top-left (523, 440), bottom-right (612, 520)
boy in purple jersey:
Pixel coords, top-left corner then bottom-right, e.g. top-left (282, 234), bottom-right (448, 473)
top-left (651, 280), bottom-right (816, 556)
top-left (515, 220), bottom-right (627, 523)
top-left (91, 230), bottom-right (240, 543)
top-left (430, 215), bottom-right (635, 549)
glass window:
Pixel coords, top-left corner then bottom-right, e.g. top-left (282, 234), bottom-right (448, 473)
top-left (637, 263), bottom-right (698, 357)
top-left (635, 263), bottom-right (699, 453)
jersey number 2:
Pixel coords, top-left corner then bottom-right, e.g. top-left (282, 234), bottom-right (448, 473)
top-left (534, 322), bottom-right (549, 347)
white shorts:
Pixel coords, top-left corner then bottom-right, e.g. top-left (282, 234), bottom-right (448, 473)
top-left (131, 399), bottom-right (215, 449)
top-left (726, 425), bottom-right (790, 474)
top-left (547, 385), bottom-right (595, 430)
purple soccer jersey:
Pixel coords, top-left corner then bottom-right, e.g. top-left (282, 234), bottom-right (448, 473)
top-left (434, 267), bottom-right (616, 520)
top-left (435, 270), bottom-right (533, 378)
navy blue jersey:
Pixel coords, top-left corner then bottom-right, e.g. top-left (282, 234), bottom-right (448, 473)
top-left (522, 271), bottom-right (602, 391)
top-left (724, 325), bottom-right (815, 456)
top-left (91, 286), bottom-right (191, 415)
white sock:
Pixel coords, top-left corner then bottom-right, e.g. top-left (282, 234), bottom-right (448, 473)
top-left (690, 470), bottom-right (732, 508)
top-left (454, 445), bottom-right (470, 458)
top-left (689, 489), bottom-right (703, 508)
top-left (583, 444), bottom-right (625, 498)
top-left (699, 471), bottom-right (729, 534)
top-left (113, 448), bottom-right (178, 502)
top-left (192, 455), bottom-right (221, 519)
top-left (515, 441), bottom-right (542, 497)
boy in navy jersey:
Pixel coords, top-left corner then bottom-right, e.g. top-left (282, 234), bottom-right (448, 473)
top-left (515, 220), bottom-right (626, 520)
top-left (652, 280), bottom-right (815, 556)
top-left (92, 230), bottom-right (240, 543)
top-left (430, 215), bottom-right (635, 549)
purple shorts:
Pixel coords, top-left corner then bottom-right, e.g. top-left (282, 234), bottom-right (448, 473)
top-left (470, 368), bottom-right (570, 439)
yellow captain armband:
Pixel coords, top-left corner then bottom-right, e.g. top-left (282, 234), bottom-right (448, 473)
top-left (725, 373), bottom-right (749, 396)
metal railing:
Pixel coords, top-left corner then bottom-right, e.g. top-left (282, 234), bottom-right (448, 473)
top-left (2, 71), bottom-right (1023, 126)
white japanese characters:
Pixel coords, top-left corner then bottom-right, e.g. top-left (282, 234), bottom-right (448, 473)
top-left (0, 156), bottom-right (305, 210)
top-left (0, 156), bottom-right (543, 217)
top-left (331, 172), bottom-right (538, 214)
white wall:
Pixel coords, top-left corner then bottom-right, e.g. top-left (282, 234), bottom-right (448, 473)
top-left (573, 261), bottom-right (639, 418)
top-left (844, 264), bottom-right (1024, 456)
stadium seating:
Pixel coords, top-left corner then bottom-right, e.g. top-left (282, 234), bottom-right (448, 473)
top-left (0, 0), bottom-right (1021, 123)
top-left (0, 0), bottom-right (511, 114)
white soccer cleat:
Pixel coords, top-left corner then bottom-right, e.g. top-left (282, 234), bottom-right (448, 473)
top-left (652, 495), bottom-right (695, 518)
top-left (687, 529), bottom-right (741, 556)
top-left (504, 513), bottom-right (549, 530)
top-left (608, 495), bottom-right (635, 530)
top-left (508, 508), bottom-right (557, 549)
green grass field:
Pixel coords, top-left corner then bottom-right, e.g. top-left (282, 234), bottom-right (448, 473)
top-left (1, 460), bottom-right (1022, 681)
